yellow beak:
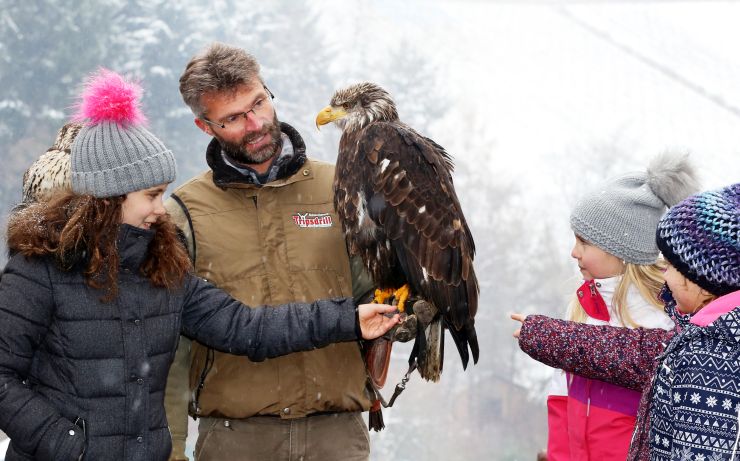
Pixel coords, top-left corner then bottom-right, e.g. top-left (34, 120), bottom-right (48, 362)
top-left (315, 105), bottom-right (347, 130)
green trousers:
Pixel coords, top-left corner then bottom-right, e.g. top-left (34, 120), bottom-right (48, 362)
top-left (194, 412), bottom-right (370, 461)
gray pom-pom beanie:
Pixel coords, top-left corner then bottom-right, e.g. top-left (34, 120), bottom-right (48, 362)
top-left (70, 69), bottom-right (176, 198)
top-left (570, 151), bottom-right (700, 264)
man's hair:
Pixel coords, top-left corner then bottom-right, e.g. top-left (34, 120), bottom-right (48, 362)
top-left (179, 42), bottom-right (263, 118)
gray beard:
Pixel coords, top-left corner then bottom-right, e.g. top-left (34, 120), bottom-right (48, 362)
top-left (218, 114), bottom-right (282, 165)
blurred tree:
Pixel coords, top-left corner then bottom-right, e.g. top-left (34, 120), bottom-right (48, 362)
top-left (0, 0), bottom-right (129, 260)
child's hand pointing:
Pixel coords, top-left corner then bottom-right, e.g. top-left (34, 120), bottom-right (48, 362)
top-left (510, 313), bottom-right (527, 339)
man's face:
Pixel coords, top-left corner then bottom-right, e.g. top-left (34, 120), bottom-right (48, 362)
top-left (197, 82), bottom-right (282, 166)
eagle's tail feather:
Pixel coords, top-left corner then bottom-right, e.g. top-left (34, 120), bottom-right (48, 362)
top-left (467, 321), bottom-right (480, 364)
top-left (447, 321), bottom-right (470, 370)
top-left (417, 318), bottom-right (443, 382)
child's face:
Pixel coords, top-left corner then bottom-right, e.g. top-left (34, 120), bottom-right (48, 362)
top-left (121, 183), bottom-right (169, 230)
top-left (570, 233), bottom-right (625, 280)
top-left (663, 263), bottom-right (711, 314)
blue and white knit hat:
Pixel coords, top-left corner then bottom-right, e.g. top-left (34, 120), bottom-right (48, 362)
top-left (656, 183), bottom-right (740, 297)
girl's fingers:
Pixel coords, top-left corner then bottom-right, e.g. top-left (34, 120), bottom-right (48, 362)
top-left (510, 313), bottom-right (526, 323)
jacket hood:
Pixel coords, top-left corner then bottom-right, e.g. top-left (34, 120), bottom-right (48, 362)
top-left (662, 290), bottom-right (740, 350)
top-left (205, 122), bottom-right (307, 188)
top-left (690, 290), bottom-right (740, 327)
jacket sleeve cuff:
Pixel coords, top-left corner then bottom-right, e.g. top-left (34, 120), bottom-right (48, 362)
top-left (354, 303), bottom-right (362, 340)
top-left (169, 437), bottom-right (190, 461)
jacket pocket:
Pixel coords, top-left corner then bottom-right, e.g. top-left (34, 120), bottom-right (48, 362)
top-left (33, 417), bottom-right (86, 461)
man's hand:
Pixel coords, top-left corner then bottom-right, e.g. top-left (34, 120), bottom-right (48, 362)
top-left (359, 304), bottom-right (401, 339)
top-left (510, 313), bottom-right (527, 339)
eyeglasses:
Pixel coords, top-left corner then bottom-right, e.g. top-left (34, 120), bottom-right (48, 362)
top-left (201, 86), bottom-right (275, 132)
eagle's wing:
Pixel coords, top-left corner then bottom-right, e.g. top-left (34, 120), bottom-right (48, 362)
top-left (357, 121), bottom-right (479, 364)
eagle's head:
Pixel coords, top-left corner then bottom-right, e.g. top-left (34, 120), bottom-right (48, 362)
top-left (315, 82), bottom-right (398, 133)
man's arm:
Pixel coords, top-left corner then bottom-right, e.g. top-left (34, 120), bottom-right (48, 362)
top-left (164, 336), bottom-right (191, 461)
top-left (164, 196), bottom-right (194, 461)
top-left (518, 314), bottom-right (674, 391)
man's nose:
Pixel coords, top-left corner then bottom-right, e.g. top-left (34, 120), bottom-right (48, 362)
top-left (243, 111), bottom-right (263, 131)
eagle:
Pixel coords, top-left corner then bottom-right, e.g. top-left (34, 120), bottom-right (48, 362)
top-left (315, 82), bottom-right (479, 383)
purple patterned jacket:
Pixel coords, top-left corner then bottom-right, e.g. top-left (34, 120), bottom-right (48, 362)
top-left (518, 315), bottom-right (675, 461)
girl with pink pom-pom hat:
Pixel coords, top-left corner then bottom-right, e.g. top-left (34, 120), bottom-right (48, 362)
top-left (0, 70), bottom-right (399, 461)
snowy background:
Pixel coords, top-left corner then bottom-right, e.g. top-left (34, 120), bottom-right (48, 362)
top-left (1, 0), bottom-right (739, 459)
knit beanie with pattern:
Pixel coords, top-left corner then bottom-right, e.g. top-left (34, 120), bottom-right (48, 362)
top-left (70, 69), bottom-right (176, 198)
top-left (570, 152), bottom-right (700, 264)
top-left (656, 183), bottom-right (740, 297)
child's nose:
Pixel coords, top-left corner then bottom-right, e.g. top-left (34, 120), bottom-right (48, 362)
top-left (154, 200), bottom-right (166, 216)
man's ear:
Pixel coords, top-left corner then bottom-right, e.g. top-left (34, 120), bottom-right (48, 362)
top-left (194, 118), bottom-right (213, 136)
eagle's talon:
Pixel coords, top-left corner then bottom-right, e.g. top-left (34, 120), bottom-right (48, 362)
top-left (373, 288), bottom-right (394, 305)
top-left (385, 314), bottom-right (417, 342)
top-left (393, 284), bottom-right (410, 313)
top-left (412, 299), bottom-right (437, 327)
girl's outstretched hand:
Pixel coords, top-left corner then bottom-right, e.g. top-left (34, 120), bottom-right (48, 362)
top-left (359, 303), bottom-right (401, 339)
top-left (511, 313), bottom-right (527, 339)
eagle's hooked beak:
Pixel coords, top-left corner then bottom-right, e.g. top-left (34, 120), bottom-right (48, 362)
top-left (315, 105), bottom-right (347, 131)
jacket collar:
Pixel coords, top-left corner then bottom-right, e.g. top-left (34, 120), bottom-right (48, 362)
top-left (206, 122), bottom-right (307, 188)
top-left (661, 290), bottom-right (740, 350)
top-left (690, 291), bottom-right (740, 327)
top-left (591, 276), bottom-right (619, 298)
top-left (117, 224), bottom-right (154, 272)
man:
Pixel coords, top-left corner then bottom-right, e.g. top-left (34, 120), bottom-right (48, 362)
top-left (164, 42), bottom-right (375, 461)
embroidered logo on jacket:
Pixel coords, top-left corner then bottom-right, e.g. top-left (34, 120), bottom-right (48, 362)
top-left (292, 212), bottom-right (333, 228)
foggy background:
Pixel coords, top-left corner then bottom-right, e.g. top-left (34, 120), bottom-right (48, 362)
top-left (1, 1), bottom-right (739, 459)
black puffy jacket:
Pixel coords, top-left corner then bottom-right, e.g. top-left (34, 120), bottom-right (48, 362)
top-left (0, 224), bottom-right (358, 460)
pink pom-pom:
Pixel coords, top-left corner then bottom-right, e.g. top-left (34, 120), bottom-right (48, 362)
top-left (73, 68), bottom-right (147, 127)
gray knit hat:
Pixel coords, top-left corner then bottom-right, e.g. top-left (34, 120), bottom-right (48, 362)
top-left (570, 152), bottom-right (699, 264)
top-left (70, 69), bottom-right (176, 198)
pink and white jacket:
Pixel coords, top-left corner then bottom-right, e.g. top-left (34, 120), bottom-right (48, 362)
top-left (546, 276), bottom-right (673, 461)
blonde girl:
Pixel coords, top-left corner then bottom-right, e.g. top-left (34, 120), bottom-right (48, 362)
top-left (545, 153), bottom-right (698, 461)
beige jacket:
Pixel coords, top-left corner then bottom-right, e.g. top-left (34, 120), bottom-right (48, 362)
top-left (164, 127), bottom-right (373, 458)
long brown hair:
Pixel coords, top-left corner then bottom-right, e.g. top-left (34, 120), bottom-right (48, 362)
top-left (7, 192), bottom-right (192, 301)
